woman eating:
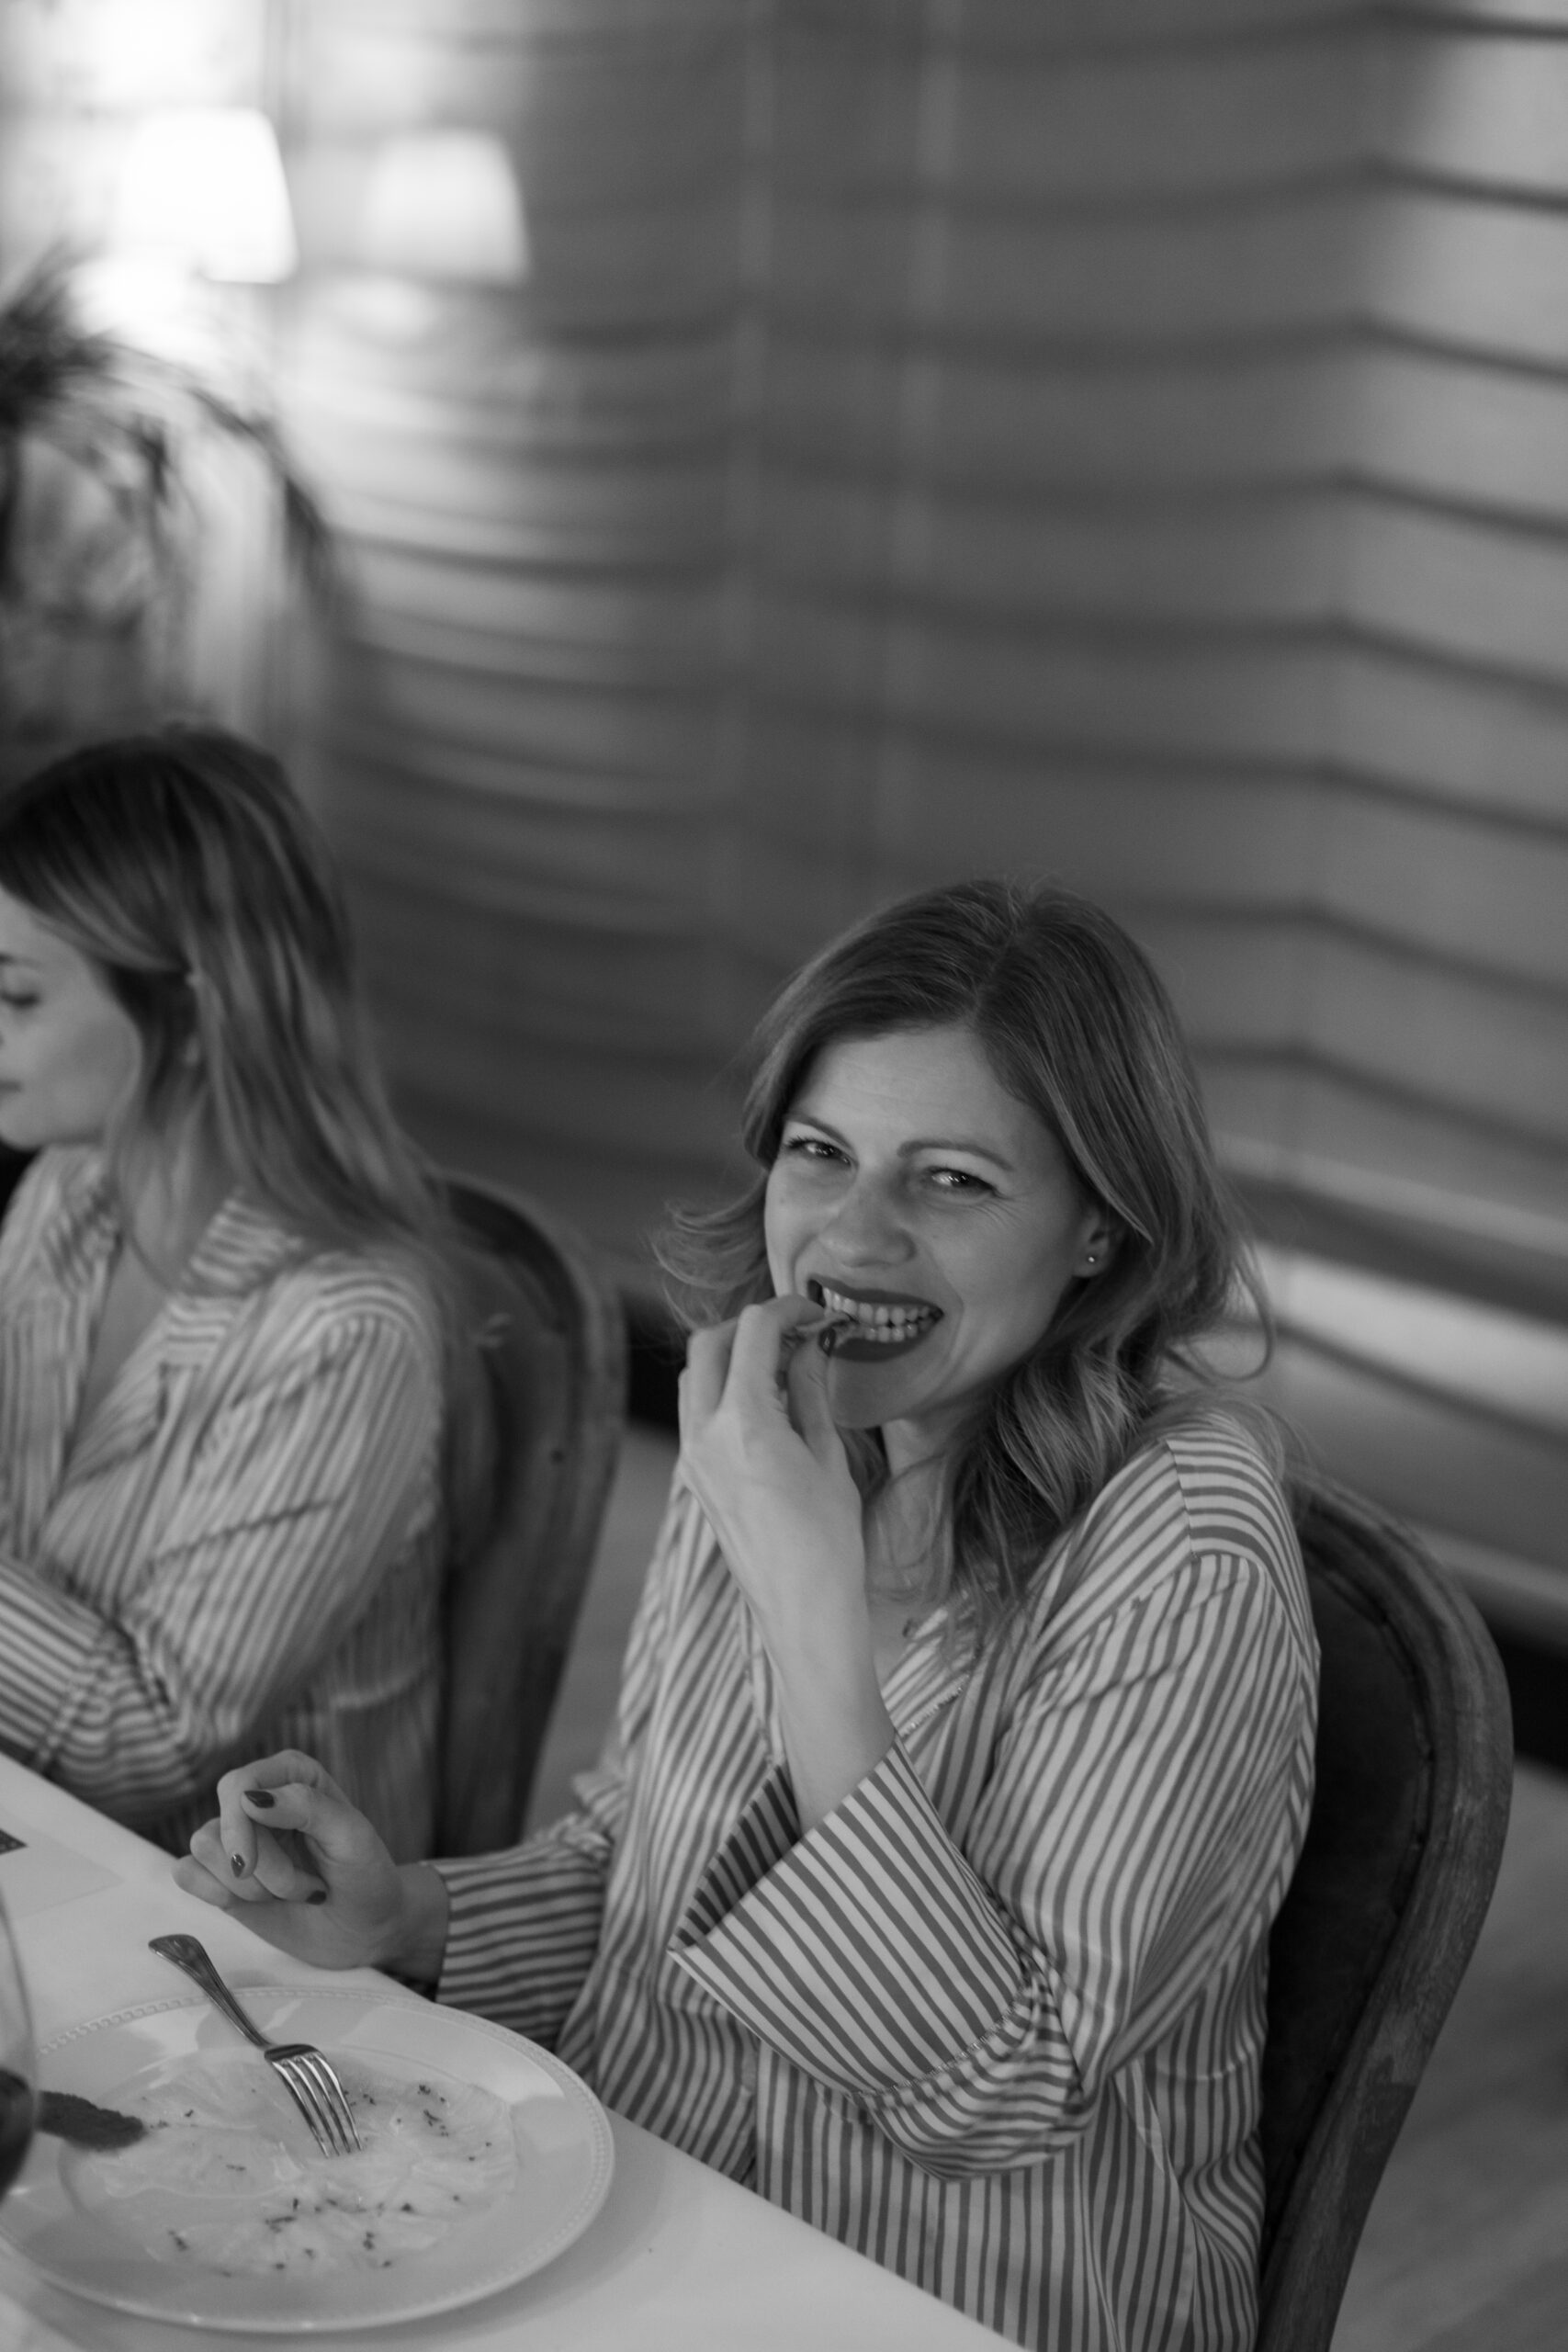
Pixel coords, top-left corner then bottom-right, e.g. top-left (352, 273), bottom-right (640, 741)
top-left (176, 878), bottom-right (1316, 2352)
top-left (0, 728), bottom-right (488, 1860)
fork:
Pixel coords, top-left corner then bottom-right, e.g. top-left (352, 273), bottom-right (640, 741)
top-left (149, 1934), bottom-right (362, 2156)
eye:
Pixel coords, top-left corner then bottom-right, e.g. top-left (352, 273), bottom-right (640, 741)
top-left (0, 989), bottom-right (39, 1012)
top-left (780, 1132), bottom-right (849, 1169)
top-left (924, 1166), bottom-right (994, 1196)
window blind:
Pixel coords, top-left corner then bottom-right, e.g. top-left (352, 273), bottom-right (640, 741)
top-left (263, 4), bottom-right (1565, 1330)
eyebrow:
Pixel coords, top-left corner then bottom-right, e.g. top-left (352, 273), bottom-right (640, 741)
top-left (0, 951), bottom-right (43, 971)
top-left (786, 1109), bottom-right (1017, 1174)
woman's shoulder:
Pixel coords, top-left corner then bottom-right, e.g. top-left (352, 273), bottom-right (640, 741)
top-left (1153, 1408), bottom-right (1301, 1563)
top-left (194, 1199), bottom-right (444, 1378)
top-left (3, 1143), bottom-right (102, 1213)
top-left (1106, 1405), bottom-right (1292, 1537)
top-left (1040, 1407), bottom-right (1308, 1646)
top-left (0, 1147), bottom-right (109, 1279)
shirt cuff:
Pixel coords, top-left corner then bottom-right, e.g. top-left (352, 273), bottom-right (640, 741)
top-left (430, 1842), bottom-right (604, 2045)
top-left (670, 1741), bottom-right (1023, 2094)
top-left (431, 1849), bottom-right (525, 1991)
top-left (676, 1763), bottom-right (800, 1939)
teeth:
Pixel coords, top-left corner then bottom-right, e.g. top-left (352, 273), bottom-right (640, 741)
top-left (816, 1284), bottom-right (938, 1341)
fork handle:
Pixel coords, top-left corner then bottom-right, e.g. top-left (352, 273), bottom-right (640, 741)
top-left (149, 1934), bottom-right (271, 2053)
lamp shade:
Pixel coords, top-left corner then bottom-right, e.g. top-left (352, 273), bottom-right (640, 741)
top-left (114, 107), bottom-right (298, 283)
top-left (360, 130), bottom-right (527, 285)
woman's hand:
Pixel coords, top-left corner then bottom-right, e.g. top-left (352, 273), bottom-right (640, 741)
top-left (172, 1749), bottom-right (449, 1981)
top-left (679, 1300), bottom-right (895, 1829)
top-left (679, 1296), bottom-right (865, 1640)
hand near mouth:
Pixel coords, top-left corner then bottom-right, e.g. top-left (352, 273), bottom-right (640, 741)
top-left (778, 1306), bottom-right (856, 1364)
top-left (678, 1296), bottom-right (897, 1829)
top-left (680, 1295), bottom-right (857, 1532)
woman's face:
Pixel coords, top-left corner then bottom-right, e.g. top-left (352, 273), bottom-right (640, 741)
top-left (0, 885), bottom-right (141, 1153)
top-left (764, 1022), bottom-right (1111, 1464)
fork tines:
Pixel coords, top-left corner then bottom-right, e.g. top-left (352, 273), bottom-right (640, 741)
top-left (268, 2045), bottom-right (362, 2156)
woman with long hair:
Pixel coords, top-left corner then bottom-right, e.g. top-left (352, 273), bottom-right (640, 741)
top-left (176, 878), bottom-right (1316, 2352)
top-left (0, 726), bottom-right (486, 1859)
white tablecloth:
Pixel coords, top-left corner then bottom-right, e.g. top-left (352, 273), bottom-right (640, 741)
top-left (0, 1758), bottom-right (998, 2351)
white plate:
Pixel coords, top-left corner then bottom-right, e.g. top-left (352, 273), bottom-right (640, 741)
top-left (0, 1986), bottom-right (615, 2333)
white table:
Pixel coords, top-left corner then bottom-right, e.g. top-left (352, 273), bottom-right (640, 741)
top-left (0, 1759), bottom-right (998, 2351)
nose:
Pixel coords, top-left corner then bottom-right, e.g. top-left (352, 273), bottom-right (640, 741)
top-left (820, 1170), bottom-right (913, 1269)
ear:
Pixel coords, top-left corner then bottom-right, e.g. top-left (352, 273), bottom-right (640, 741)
top-left (1074, 1207), bottom-right (1119, 1279)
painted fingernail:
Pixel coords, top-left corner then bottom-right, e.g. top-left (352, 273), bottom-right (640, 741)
top-left (818, 1316), bottom-right (852, 1355)
top-left (307, 1889), bottom-right (329, 1906)
top-left (243, 1788), bottom-right (275, 1808)
top-left (230, 1852), bottom-right (247, 1877)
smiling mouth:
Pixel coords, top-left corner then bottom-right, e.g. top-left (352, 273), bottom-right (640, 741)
top-left (807, 1279), bottom-right (942, 1360)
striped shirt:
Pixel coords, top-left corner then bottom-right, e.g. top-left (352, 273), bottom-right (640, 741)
top-left (0, 1148), bottom-right (445, 1860)
top-left (436, 1419), bottom-right (1316, 2352)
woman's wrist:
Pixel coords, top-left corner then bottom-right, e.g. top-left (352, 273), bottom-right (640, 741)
top-left (767, 1625), bottom-right (896, 1832)
top-left (383, 1861), bottom-right (450, 1984)
top-left (744, 1544), bottom-right (870, 1665)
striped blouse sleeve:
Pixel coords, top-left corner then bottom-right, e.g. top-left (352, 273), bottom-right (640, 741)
top-left (429, 1753), bottom-right (623, 2044)
top-left (669, 1549), bottom-right (1314, 2178)
top-left (433, 1474), bottom-right (685, 2041)
top-left (0, 1302), bottom-right (438, 1825)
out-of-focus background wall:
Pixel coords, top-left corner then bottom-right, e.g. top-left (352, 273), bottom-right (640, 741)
top-left (2, 0), bottom-right (1564, 1724)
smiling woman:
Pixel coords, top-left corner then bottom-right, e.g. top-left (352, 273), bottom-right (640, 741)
top-left (765, 1026), bottom-right (1108, 1447)
top-left (174, 878), bottom-right (1317, 2352)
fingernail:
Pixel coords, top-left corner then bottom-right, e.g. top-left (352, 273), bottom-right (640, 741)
top-left (230, 1852), bottom-right (247, 1877)
top-left (818, 1317), bottom-right (852, 1356)
top-left (307, 1889), bottom-right (329, 1906)
top-left (243, 1788), bottom-right (276, 1809)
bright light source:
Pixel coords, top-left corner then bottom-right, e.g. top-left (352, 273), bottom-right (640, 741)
top-left (69, 0), bottom-right (262, 112)
top-left (359, 130), bottom-right (527, 285)
top-left (73, 252), bottom-right (219, 365)
top-left (114, 107), bottom-right (298, 283)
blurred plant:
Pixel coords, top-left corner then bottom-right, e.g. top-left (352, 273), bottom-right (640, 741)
top-left (0, 245), bottom-right (332, 738)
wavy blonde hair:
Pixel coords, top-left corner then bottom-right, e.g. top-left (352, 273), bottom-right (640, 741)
top-left (660, 877), bottom-right (1278, 1634)
top-left (0, 725), bottom-right (492, 1548)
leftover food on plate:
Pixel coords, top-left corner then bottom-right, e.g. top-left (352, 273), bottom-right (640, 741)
top-left (64, 2050), bottom-right (517, 2278)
